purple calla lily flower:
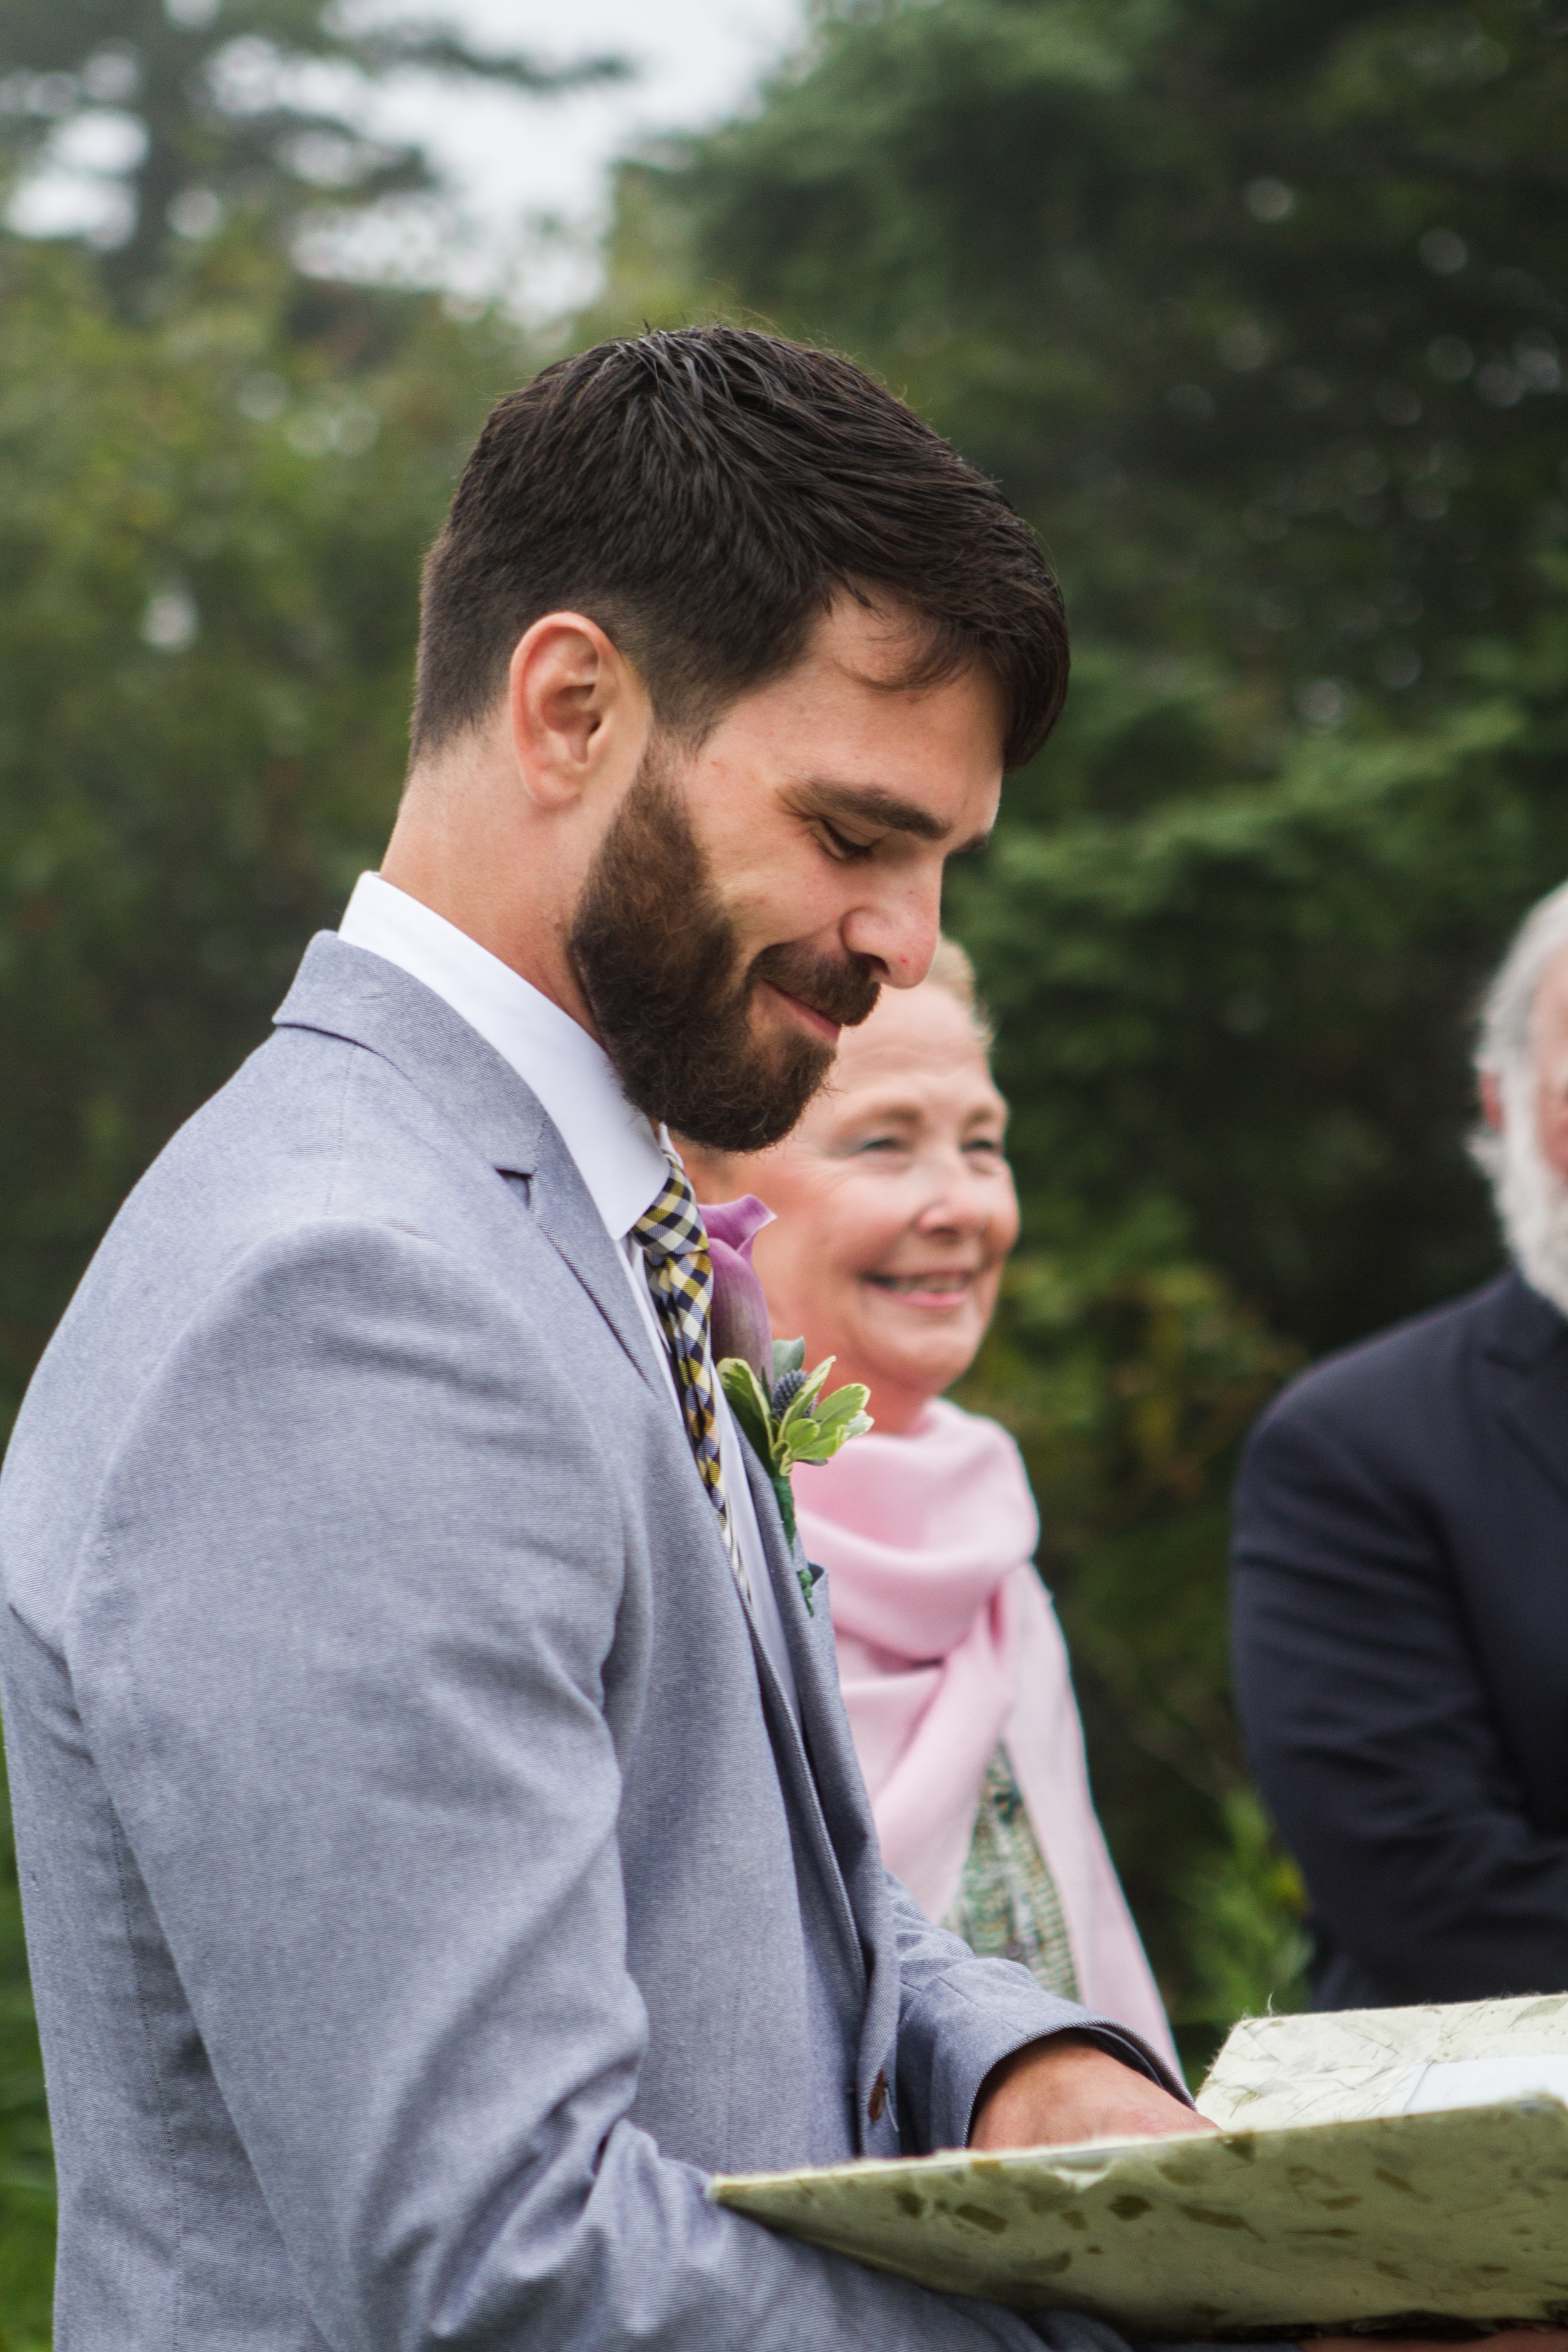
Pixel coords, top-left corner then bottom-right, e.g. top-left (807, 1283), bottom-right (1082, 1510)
top-left (704, 1195), bottom-right (775, 1379)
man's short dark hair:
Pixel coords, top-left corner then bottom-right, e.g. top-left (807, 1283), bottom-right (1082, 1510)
top-left (411, 326), bottom-right (1068, 771)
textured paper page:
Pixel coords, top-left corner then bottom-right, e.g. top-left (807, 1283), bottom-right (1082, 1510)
top-left (1404, 2054), bottom-right (1568, 2114)
top-left (712, 2097), bottom-right (1568, 2334)
top-left (1197, 1992), bottom-right (1568, 2130)
top-left (713, 1998), bottom-right (1568, 2334)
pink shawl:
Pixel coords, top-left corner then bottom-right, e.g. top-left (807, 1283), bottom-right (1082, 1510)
top-left (795, 1397), bottom-right (1177, 2065)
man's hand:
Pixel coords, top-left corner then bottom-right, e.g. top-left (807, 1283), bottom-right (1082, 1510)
top-left (968, 2075), bottom-right (1568, 2352)
top-left (968, 2062), bottom-right (1568, 2352)
top-left (968, 2030), bottom-right (1216, 2151)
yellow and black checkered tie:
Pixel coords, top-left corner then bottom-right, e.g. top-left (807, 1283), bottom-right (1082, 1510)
top-left (632, 1158), bottom-right (748, 1600)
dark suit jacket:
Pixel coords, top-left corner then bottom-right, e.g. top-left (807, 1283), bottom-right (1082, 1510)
top-left (1231, 1267), bottom-right (1568, 2011)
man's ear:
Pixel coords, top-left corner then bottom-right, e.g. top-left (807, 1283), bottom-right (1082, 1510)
top-left (507, 612), bottom-right (647, 811)
top-left (1480, 1072), bottom-right (1505, 1133)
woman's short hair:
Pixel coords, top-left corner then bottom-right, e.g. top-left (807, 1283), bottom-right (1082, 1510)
top-left (924, 937), bottom-right (994, 1049)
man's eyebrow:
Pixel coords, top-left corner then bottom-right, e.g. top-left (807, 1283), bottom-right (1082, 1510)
top-left (788, 779), bottom-right (992, 854)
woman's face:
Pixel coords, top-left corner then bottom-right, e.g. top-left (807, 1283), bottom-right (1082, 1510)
top-left (726, 981), bottom-right (1019, 1434)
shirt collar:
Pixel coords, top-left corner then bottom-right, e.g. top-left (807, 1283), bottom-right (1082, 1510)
top-left (338, 872), bottom-right (670, 1242)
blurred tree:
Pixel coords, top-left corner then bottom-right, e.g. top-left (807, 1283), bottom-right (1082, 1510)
top-left (0, 227), bottom-right (529, 1434)
top-left (0, 13), bottom-right (610, 2338)
top-left (946, 645), bottom-right (1568, 2054)
top-left (0, 9), bottom-right (1564, 2297)
top-left (599, 0), bottom-right (1567, 733)
top-left (0, 0), bottom-right (625, 309)
top-left (0, 225), bottom-right (535, 2306)
top-left (953, 655), bottom-right (1568, 1352)
top-left (588, 0), bottom-right (1568, 2051)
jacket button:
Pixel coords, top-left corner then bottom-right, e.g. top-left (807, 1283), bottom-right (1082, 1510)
top-left (868, 2069), bottom-right (887, 2122)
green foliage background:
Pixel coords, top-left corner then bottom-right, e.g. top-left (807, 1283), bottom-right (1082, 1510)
top-left (0, 226), bottom-right (535, 2346)
top-left (583, 0), bottom-right (1568, 2068)
top-left (3, 0), bottom-right (1568, 2331)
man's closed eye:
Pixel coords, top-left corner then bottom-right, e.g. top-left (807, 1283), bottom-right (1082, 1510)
top-left (818, 820), bottom-right (877, 863)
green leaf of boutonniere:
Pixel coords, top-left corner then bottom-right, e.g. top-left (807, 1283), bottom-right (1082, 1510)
top-left (718, 1357), bottom-right (774, 1463)
top-left (716, 1340), bottom-right (872, 1598)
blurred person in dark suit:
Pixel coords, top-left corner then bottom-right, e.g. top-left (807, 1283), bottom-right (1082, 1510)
top-left (1232, 879), bottom-right (1568, 2011)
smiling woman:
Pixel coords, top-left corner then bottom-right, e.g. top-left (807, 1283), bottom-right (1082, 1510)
top-left (682, 944), bottom-right (1177, 2062)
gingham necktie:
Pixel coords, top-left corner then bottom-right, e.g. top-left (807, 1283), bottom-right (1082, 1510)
top-left (632, 1159), bottom-right (749, 1601)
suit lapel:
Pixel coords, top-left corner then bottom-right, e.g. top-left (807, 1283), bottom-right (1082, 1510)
top-left (738, 1443), bottom-right (880, 1947)
top-left (522, 1120), bottom-right (665, 1396)
top-left (742, 1464), bottom-right (843, 1766)
top-left (275, 933), bottom-right (663, 1396)
top-left (1481, 1272), bottom-right (1568, 1512)
top-left (275, 932), bottom-right (547, 1175)
top-left (279, 934), bottom-right (891, 2092)
top-left (1492, 1343), bottom-right (1568, 1512)
top-left (739, 1440), bottom-right (903, 2148)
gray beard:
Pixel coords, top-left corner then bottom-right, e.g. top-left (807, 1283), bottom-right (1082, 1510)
top-left (1473, 1061), bottom-right (1568, 1318)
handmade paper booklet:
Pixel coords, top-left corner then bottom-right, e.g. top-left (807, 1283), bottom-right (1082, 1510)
top-left (711, 1993), bottom-right (1568, 2336)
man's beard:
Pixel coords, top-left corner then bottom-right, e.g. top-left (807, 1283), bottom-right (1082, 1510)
top-left (1474, 1059), bottom-right (1568, 1318)
top-left (567, 752), bottom-right (881, 1153)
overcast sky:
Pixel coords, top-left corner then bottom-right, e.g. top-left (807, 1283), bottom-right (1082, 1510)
top-left (11, 0), bottom-right (806, 316)
top-left (326, 0), bottom-right (808, 312)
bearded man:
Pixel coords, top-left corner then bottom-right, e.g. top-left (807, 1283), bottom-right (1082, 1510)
top-left (1235, 877), bottom-right (1568, 2013)
top-left (0, 327), bottom-right (1224, 2352)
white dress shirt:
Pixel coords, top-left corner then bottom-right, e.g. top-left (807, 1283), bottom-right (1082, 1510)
top-left (339, 872), bottom-right (798, 1716)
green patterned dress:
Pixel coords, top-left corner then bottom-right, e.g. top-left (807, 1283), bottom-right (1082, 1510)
top-left (941, 1746), bottom-right (1080, 2001)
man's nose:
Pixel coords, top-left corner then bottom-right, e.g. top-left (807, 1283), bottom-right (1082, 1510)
top-left (840, 868), bottom-right (943, 990)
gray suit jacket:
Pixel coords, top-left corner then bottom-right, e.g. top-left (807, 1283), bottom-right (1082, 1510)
top-left (0, 935), bottom-right (1175, 2351)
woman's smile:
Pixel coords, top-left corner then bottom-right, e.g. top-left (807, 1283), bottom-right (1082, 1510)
top-left (864, 1268), bottom-right (978, 1305)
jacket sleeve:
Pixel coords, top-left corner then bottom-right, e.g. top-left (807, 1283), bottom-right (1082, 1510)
top-left (1232, 1385), bottom-right (1568, 2001)
top-left (65, 1219), bottom-right (1093, 2352)
top-left (881, 1868), bottom-right (1189, 2154)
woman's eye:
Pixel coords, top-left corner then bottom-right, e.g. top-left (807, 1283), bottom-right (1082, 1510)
top-left (854, 1135), bottom-right (904, 1156)
top-left (964, 1137), bottom-right (1004, 1160)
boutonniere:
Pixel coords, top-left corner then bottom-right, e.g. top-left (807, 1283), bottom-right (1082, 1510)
top-left (704, 1196), bottom-right (873, 1611)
